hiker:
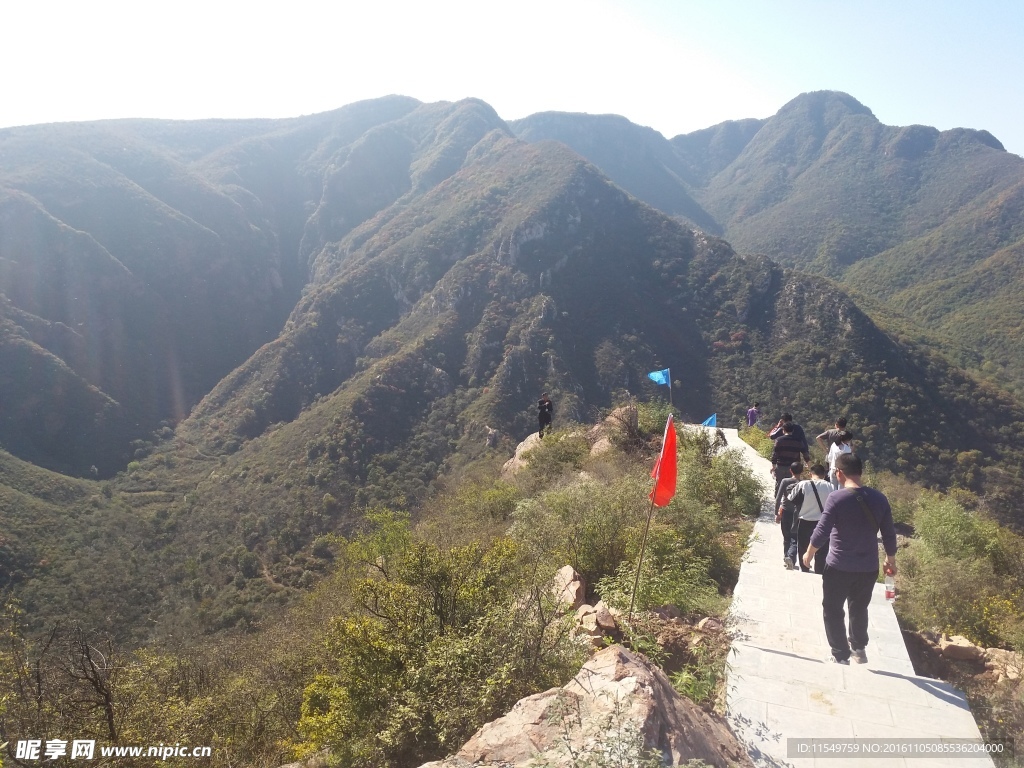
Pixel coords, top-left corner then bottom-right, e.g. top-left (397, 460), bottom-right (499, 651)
top-left (769, 413), bottom-right (810, 457)
top-left (786, 463), bottom-right (832, 573)
top-left (826, 431), bottom-right (853, 489)
top-left (803, 452), bottom-right (897, 664)
top-left (746, 402), bottom-right (762, 428)
top-left (769, 422), bottom-right (809, 492)
top-left (774, 461), bottom-right (803, 568)
top-left (537, 393), bottom-right (553, 438)
top-left (816, 417), bottom-right (848, 453)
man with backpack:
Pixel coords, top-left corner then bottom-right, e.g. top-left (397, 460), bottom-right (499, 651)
top-left (786, 463), bottom-right (832, 573)
top-left (803, 453), bottom-right (897, 665)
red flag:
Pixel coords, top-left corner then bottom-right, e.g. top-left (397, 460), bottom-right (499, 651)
top-left (649, 414), bottom-right (677, 507)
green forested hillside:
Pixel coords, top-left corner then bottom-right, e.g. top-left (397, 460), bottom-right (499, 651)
top-left (3, 113), bottom-right (1024, 643)
top-left (512, 91), bottom-right (1024, 396)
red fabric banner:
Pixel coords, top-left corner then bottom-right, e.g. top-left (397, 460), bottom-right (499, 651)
top-left (649, 414), bottom-right (677, 507)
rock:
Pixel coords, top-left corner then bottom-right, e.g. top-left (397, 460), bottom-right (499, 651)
top-left (485, 425), bottom-right (499, 448)
top-left (589, 436), bottom-right (613, 456)
top-left (500, 433), bottom-right (542, 478)
top-left (696, 616), bottom-right (723, 632)
top-left (984, 647), bottom-right (1022, 681)
top-left (575, 603), bottom-right (595, 620)
top-left (593, 600), bottom-right (617, 631)
top-left (579, 612), bottom-right (601, 636)
top-left (551, 565), bottom-right (585, 610)
top-left (939, 634), bottom-right (985, 662)
top-left (416, 645), bottom-right (752, 767)
top-left (605, 404), bottom-right (638, 434)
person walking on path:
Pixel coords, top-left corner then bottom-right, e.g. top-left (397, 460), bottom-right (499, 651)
top-left (786, 463), bottom-right (832, 573)
top-left (770, 413), bottom-right (810, 457)
top-left (826, 431), bottom-right (853, 489)
top-left (746, 402), bottom-right (762, 428)
top-left (816, 417), bottom-right (847, 453)
top-left (537, 393), bottom-right (553, 438)
top-left (774, 461), bottom-right (803, 569)
top-left (803, 452), bottom-right (897, 664)
top-left (769, 422), bottom-right (810, 492)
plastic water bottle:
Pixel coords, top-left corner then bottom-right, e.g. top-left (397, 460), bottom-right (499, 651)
top-left (884, 573), bottom-right (896, 602)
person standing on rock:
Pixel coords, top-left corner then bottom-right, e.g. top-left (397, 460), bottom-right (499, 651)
top-left (803, 452), bottom-right (897, 665)
top-left (538, 392), bottom-right (553, 438)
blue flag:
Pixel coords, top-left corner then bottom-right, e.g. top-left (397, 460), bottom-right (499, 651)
top-left (647, 368), bottom-right (670, 387)
top-left (701, 413), bottom-right (717, 427)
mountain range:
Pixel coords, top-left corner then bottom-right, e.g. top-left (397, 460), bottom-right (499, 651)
top-left (513, 90), bottom-right (1024, 395)
top-left (1, 92), bottom-right (1023, 639)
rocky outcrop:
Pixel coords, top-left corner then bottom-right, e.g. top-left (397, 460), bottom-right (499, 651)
top-left (418, 645), bottom-right (751, 767)
top-left (984, 647), bottom-right (1022, 683)
top-left (551, 565), bottom-right (585, 611)
top-left (501, 433), bottom-right (542, 478)
top-left (585, 404), bottom-right (639, 457)
top-left (939, 634), bottom-right (986, 662)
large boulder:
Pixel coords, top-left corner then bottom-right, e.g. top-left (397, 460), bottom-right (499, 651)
top-left (551, 565), bottom-right (585, 611)
top-left (418, 645), bottom-right (752, 767)
top-left (501, 433), bottom-right (542, 478)
top-left (984, 647), bottom-right (1022, 682)
top-left (939, 634), bottom-right (985, 662)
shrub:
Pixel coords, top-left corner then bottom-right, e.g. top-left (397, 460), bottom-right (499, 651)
top-left (298, 519), bottom-right (582, 767)
top-left (596, 525), bottom-right (722, 617)
top-left (510, 475), bottom-right (649, 589)
top-left (738, 426), bottom-right (773, 460)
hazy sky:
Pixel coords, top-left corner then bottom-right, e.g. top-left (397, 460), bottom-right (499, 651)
top-left (3, 0), bottom-right (1022, 154)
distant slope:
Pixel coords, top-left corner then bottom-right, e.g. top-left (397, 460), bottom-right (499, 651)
top-left (510, 112), bottom-right (720, 232)
top-left (6, 123), bottom-right (1024, 642)
top-left (513, 91), bottom-right (1024, 394)
top-left (0, 96), bottom-right (509, 474)
top-left (698, 91), bottom-right (1017, 273)
top-left (4, 96), bottom-right (1024, 644)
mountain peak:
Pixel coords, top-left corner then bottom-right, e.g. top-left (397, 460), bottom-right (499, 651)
top-left (778, 90), bottom-right (876, 121)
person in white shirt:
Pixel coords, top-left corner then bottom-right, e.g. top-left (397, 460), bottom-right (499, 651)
top-left (826, 431), bottom-right (853, 489)
top-left (785, 464), bottom-right (833, 572)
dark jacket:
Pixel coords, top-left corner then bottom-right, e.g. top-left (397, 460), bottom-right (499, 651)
top-left (770, 433), bottom-right (806, 467)
top-left (770, 422), bottom-right (809, 455)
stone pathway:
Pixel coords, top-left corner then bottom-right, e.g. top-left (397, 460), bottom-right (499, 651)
top-left (705, 426), bottom-right (996, 768)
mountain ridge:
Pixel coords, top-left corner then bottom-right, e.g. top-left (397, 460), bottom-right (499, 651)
top-left (3, 94), bottom-right (1024, 641)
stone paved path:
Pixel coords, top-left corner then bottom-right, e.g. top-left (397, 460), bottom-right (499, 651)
top-left (705, 426), bottom-right (996, 768)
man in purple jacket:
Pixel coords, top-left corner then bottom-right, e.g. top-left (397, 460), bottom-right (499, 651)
top-left (802, 452), bottom-right (897, 664)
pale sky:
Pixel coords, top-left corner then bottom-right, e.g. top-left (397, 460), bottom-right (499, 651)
top-left (2, 0), bottom-right (1022, 155)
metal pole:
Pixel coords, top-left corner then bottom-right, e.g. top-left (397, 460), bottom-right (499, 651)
top-left (628, 495), bottom-right (657, 622)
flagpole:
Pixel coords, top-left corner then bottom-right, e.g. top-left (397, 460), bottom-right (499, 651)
top-left (629, 413), bottom-right (673, 621)
top-left (667, 367), bottom-right (672, 407)
top-left (629, 494), bottom-right (657, 622)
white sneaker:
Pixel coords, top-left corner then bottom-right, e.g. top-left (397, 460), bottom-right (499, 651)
top-left (783, 556), bottom-right (796, 570)
top-left (825, 655), bottom-right (850, 665)
top-left (851, 649), bottom-right (868, 664)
